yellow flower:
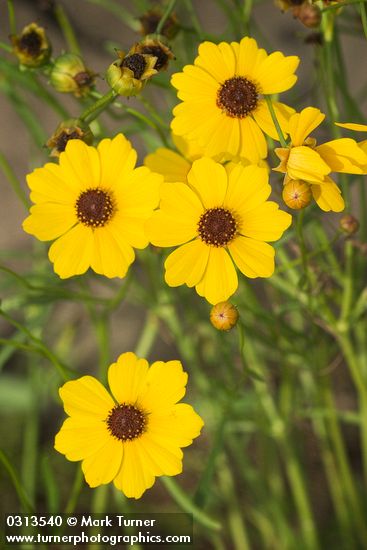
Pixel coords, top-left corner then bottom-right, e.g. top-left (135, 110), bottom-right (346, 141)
top-left (55, 352), bottom-right (203, 499)
top-left (170, 37), bottom-right (298, 163)
top-left (146, 157), bottom-right (291, 304)
top-left (335, 122), bottom-right (367, 156)
top-left (23, 134), bottom-right (162, 279)
top-left (274, 107), bottom-right (367, 212)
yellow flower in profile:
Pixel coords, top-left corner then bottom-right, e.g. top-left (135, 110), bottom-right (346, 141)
top-left (146, 158), bottom-right (291, 304)
top-left (55, 352), bottom-right (203, 499)
top-left (170, 37), bottom-right (299, 163)
top-left (23, 134), bottom-right (162, 279)
top-left (335, 122), bottom-right (367, 155)
top-left (274, 107), bottom-right (367, 212)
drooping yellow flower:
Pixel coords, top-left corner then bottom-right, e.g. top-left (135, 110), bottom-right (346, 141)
top-left (55, 352), bottom-right (203, 499)
top-left (146, 158), bottom-right (291, 304)
top-left (274, 107), bottom-right (367, 212)
top-left (23, 134), bottom-right (162, 279)
top-left (335, 122), bottom-right (367, 156)
top-left (170, 37), bottom-right (299, 163)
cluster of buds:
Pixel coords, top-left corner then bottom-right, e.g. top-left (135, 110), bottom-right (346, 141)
top-left (275, 0), bottom-right (321, 28)
top-left (106, 36), bottom-right (174, 97)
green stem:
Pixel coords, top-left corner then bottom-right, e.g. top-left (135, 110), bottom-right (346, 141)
top-left (0, 152), bottom-right (30, 209)
top-left (7, 0), bottom-right (16, 34)
top-left (79, 89), bottom-right (117, 123)
top-left (156, 0), bottom-right (177, 35)
top-left (184, 0), bottom-right (205, 39)
top-left (161, 477), bottom-right (221, 531)
top-left (134, 312), bottom-right (159, 357)
top-left (264, 96), bottom-right (288, 147)
top-left (54, 4), bottom-right (81, 55)
top-left (340, 239), bottom-right (354, 324)
top-left (321, 0), bottom-right (367, 11)
top-left (0, 449), bottom-right (33, 512)
top-left (64, 468), bottom-right (84, 514)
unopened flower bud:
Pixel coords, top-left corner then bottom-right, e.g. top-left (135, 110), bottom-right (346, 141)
top-left (293, 3), bottom-right (321, 28)
top-left (139, 9), bottom-right (179, 39)
top-left (46, 119), bottom-right (93, 157)
top-left (106, 51), bottom-right (157, 97)
top-left (10, 23), bottom-right (52, 68)
top-left (210, 301), bottom-right (239, 331)
top-left (283, 180), bottom-right (312, 210)
top-left (50, 54), bottom-right (96, 97)
top-left (340, 214), bottom-right (359, 235)
top-left (131, 37), bottom-right (174, 72)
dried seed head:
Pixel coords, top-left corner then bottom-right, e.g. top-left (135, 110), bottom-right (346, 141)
top-left (106, 50), bottom-right (157, 96)
top-left (11, 23), bottom-right (52, 68)
top-left (292, 3), bottom-right (321, 28)
top-left (46, 119), bottom-right (94, 157)
top-left (139, 9), bottom-right (179, 39)
top-left (339, 214), bottom-right (359, 235)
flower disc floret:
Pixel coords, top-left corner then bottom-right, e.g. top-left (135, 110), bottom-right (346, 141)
top-left (217, 77), bottom-right (258, 118)
top-left (107, 404), bottom-right (147, 441)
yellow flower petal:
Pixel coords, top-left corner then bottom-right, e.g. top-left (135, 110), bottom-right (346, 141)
top-left (311, 178), bottom-right (345, 212)
top-left (171, 65), bottom-right (218, 102)
top-left (59, 375), bottom-right (115, 419)
top-left (195, 247), bottom-right (238, 304)
top-left (241, 202), bottom-right (292, 241)
top-left (285, 146), bottom-right (330, 183)
top-left (23, 203), bottom-right (76, 241)
top-left (97, 134), bottom-right (137, 189)
top-left (239, 116), bottom-right (267, 162)
top-left (149, 403), bottom-right (204, 448)
top-left (172, 134), bottom-right (205, 161)
top-left (252, 51), bottom-right (299, 94)
top-left (253, 100), bottom-right (295, 140)
top-left (59, 139), bottom-right (100, 189)
top-left (82, 436), bottom-right (123, 488)
top-left (288, 107), bottom-right (325, 147)
top-left (140, 360), bottom-right (188, 411)
top-left (54, 417), bottom-right (111, 461)
top-left (48, 224), bottom-right (94, 278)
top-left (224, 164), bottom-right (271, 214)
top-left (90, 227), bottom-right (134, 278)
top-left (144, 148), bottom-right (191, 182)
top-left (316, 138), bottom-right (367, 174)
top-left (26, 163), bottom-right (77, 204)
top-left (229, 236), bottom-right (275, 278)
top-left (187, 158), bottom-right (227, 207)
top-left (113, 440), bottom-right (156, 499)
top-left (138, 434), bottom-right (183, 476)
top-left (116, 166), bottom-right (161, 217)
top-left (195, 41), bottom-right (235, 81)
top-left (108, 352), bottom-right (149, 405)
top-left (233, 36), bottom-right (267, 77)
top-left (164, 239), bottom-right (210, 288)
top-left (335, 122), bottom-right (367, 132)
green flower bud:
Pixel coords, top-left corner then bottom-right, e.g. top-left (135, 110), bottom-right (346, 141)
top-left (46, 119), bottom-right (94, 157)
top-left (50, 54), bottom-right (96, 97)
top-left (106, 51), bottom-right (157, 97)
top-left (10, 23), bottom-right (52, 68)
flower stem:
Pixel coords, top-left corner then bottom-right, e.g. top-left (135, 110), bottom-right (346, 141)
top-left (54, 4), bottom-right (81, 56)
top-left (0, 450), bottom-right (33, 512)
top-left (321, 0), bottom-right (367, 11)
top-left (0, 152), bottom-right (30, 209)
top-left (264, 96), bottom-right (288, 148)
top-left (156, 0), bottom-right (177, 35)
top-left (79, 89), bottom-right (117, 124)
top-left (7, 0), bottom-right (16, 35)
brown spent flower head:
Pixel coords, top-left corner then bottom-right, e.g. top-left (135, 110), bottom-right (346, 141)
top-left (283, 180), bottom-right (312, 210)
top-left (292, 3), bottom-right (321, 28)
top-left (139, 8), bottom-right (179, 39)
top-left (130, 36), bottom-right (175, 72)
top-left (10, 23), bottom-right (52, 68)
top-left (339, 214), bottom-right (360, 235)
top-left (50, 54), bottom-right (96, 98)
top-left (210, 301), bottom-right (239, 331)
top-left (275, 0), bottom-right (305, 13)
top-left (106, 50), bottom-right (157, 97)
top-left (46, 119), bottom-right (94, 157)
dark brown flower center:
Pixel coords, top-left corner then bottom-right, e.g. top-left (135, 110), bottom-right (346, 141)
top-left (122, 54), bottom-right (146, 79)
top-left (217, 77), bottom-right (258, 118)
top-left (19, 30), bottom-right (42, 56)
top-left (140, 45), bottom-right (167, 71)
top-left (198, 207), bottom-right (237, 247)
top-left (76, 188), bottom-right (115, 228)
top-left (56, 130), bottom-right (81, 153)
top-left (107, 404), bottom-right (147, 441)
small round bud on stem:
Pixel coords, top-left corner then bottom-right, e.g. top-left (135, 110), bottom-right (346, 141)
top-left (50, 54), bottom-right (96, 97)
top-left (283, 180), bottom-right (312, 210)
top-left (210, 301), bottom-right (239, 331)
top-left (340, 214), bottom-right (360, 235)
top-left (292, 3), bottom-right (321, 28)
top-left (10, 23), bottom-right (52, 68)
